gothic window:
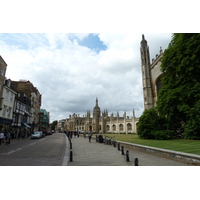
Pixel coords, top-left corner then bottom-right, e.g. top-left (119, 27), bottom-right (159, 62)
top-left (127, 123), bottom-right (132, 131)
top-left (106, 125), bottom-right (110, 131)
top-left (156, 76), bottom-right (163, 94)
top-left (112, 124), bottom-right (116, 131)
top-left (119, 124), bottom-right (123, 131)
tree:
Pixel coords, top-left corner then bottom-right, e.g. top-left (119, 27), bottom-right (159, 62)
top-left (137, 108), bottom-right (173, 140)
top-left (51, 120), bottom-right (58, 130)
top-left (157, 33), bottom-right (200, 139)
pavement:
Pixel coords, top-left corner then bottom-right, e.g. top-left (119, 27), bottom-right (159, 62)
top-left (66, 135), bottom-right (190, 166)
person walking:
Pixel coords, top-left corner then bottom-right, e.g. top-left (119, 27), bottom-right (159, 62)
top-left (88, 131), bottom-right (93, 143)
top-left (17, 131), bottom-right (21, 141)
top-left (0, 131), bottom-right (4, 145)
top-left (5, 131), bottom-right (10, 145)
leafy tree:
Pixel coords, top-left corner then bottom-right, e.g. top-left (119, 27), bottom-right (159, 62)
top-left (51, 120), bottom-right (58, 130)
top-left (137, 108), bottom-right (173, 140)
top-left (157, 33), bottom-right (200, 139)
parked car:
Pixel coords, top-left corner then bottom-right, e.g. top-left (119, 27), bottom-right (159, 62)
top-left (31, 131), bottom-right (42, 139)
top-left (47, 131), bottom-right (52, 135)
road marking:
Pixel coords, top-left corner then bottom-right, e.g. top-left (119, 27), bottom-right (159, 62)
top-left (1, 148), bottom-right (22, 155)
top-left (1, 138), bottom-right (47, 155)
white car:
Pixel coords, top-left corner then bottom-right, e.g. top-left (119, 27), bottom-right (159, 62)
top-left (31, 131), bottom-right (42, 139)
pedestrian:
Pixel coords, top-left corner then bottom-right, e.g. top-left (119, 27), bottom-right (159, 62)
top-left (17, 131), bottom-right (21, 141)
top-left (0, 131), bottom-right (4, 145)
top-left (88, 131), bottom-right (93, 143)
top-left (5, 131), bottom-right (10, 145)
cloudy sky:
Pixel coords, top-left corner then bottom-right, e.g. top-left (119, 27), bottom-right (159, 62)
top-left (0, 33), bottom-right (172, 122)
top-left (1, 0), bottom-right (197, 123)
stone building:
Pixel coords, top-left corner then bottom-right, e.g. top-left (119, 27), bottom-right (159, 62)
top-left (140, 34), bottom-right (164, 110)
top-left (0, 56), bottom-right (7, 111)
top-left (64, 98), bottom-right (139, 134)
top-left (11, 80), bottom-right (42, 131)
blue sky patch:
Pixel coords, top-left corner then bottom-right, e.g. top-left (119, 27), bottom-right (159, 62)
top-left (78, 34), bottom-right (107, 53)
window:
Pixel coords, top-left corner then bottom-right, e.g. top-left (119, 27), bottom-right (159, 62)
top-left (5, 90), bottom-right (9, 101)
top-left (112, 124), bottom-right (116, 131)
top-left (127, 123), bottom-right (132, 131)
top-left (106, 125), bottom-right (110, 131)
top-left (7, 107), bottom-right (12, 118)
top-left (119, 124), bottom-right (123, 131)
top-left (10, 93), bottom-right (14, 103)
top-left (2, 105), bottom-right (6, 117)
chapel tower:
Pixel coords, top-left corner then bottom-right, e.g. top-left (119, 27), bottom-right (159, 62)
top-left (93, 98), bottom-right (100, 133)
top-left (140, 34), bottom-right (154, 110)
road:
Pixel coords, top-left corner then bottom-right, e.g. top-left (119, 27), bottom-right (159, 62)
top-left (0, 132), bottom-right (67, 166)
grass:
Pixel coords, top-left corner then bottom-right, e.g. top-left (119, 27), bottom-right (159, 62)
top-left (96, 133), bottom-right (200, 155)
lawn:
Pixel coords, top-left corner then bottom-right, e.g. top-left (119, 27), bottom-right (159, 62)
top-left (98, 134), bottom-right (200, 155)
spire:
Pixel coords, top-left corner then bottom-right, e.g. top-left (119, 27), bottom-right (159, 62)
top-left (96, 97), bottom-right (98, 106)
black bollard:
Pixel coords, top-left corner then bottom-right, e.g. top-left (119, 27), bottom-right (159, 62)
top-left (118, 143), bottom-right (120, 150)
top-left (126, 150), bottom-right (130, 162)
top-left (70, 150), bottom-right (73, 162)
top-left (114, 141), bottom-right (116, 148)
top-left (121, 146), bottom-right (124, 155)
top-left (135, 158), bottom-right (139, 166)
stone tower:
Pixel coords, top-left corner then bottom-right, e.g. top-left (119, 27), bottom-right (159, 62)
top-left (140, 34), bottom-right (154, 110)
top-left (93, 98), bottom-right (100, 133)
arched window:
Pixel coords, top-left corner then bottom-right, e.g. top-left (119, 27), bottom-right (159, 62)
top-left (112, 124), bottom-right (116, 131)
top-left (106, 125), bottom-right (110, 132)
top-left (119, 124), bottom-right (123, 131)
top-left (156, 75), bottom-right (163, 94)
top-left (127, 123), bottom-right (132, 131)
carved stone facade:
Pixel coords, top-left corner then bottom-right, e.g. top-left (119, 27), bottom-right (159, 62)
top-left (140, 34), bottom-right (164, 110)
top-left (64, 98), bottom-right (139, 134)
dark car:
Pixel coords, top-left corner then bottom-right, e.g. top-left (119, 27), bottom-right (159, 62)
top-left (47, 131), bottom-right (52, 135)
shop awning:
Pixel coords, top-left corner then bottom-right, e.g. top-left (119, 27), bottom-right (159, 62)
top-left (22, 123), bottom-right (31, 128)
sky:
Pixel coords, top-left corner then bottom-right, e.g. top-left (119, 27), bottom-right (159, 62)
top-left (0, 0), bottom-right (198, 124)
top-left (0, 33), bottom-right (172, 122)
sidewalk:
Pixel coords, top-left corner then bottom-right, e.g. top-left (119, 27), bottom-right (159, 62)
top-left (66, 136), bottom-right (190, 166)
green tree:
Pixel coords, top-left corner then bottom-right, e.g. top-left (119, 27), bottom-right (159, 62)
top-left (137, 108), bottom-right (173, 140)
top-left (157, 33), bottom-right (200, 139)
top-left (51, 120), bottom-right (58, 131)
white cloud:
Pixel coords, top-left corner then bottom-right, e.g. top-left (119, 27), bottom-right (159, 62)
top-left (0, 33), bottom-right (172, 122)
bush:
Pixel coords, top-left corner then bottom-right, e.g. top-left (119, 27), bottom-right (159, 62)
top-left (137, 107), bottom-right (174, 139)
top-left (153, 130), bottom-right (173, 140)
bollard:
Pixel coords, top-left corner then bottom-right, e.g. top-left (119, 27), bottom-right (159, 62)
top-left (70, 150), bottom-right (73, 162)
top-left (118, 143), bottom-right (120, 150)
top-left (135, 158), bottom-right (139, 166)
top-left (114, 141), bottom-right (116, 148)
top-left (121, 146), bottom-right (124, 155)
top-left (126, 150), bottom-right (130, 162)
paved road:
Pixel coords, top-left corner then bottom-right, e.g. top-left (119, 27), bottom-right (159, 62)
top-left (0, 133), bottom-right (66, 166)
top-left (67, 136), bottom-right (190, 166)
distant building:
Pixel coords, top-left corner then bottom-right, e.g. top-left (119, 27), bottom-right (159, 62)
top-left (64, 98), bottom-right (139, 134)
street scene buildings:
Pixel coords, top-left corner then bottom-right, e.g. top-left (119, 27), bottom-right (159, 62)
top-left (0, 55), bottom-right (50, 138)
